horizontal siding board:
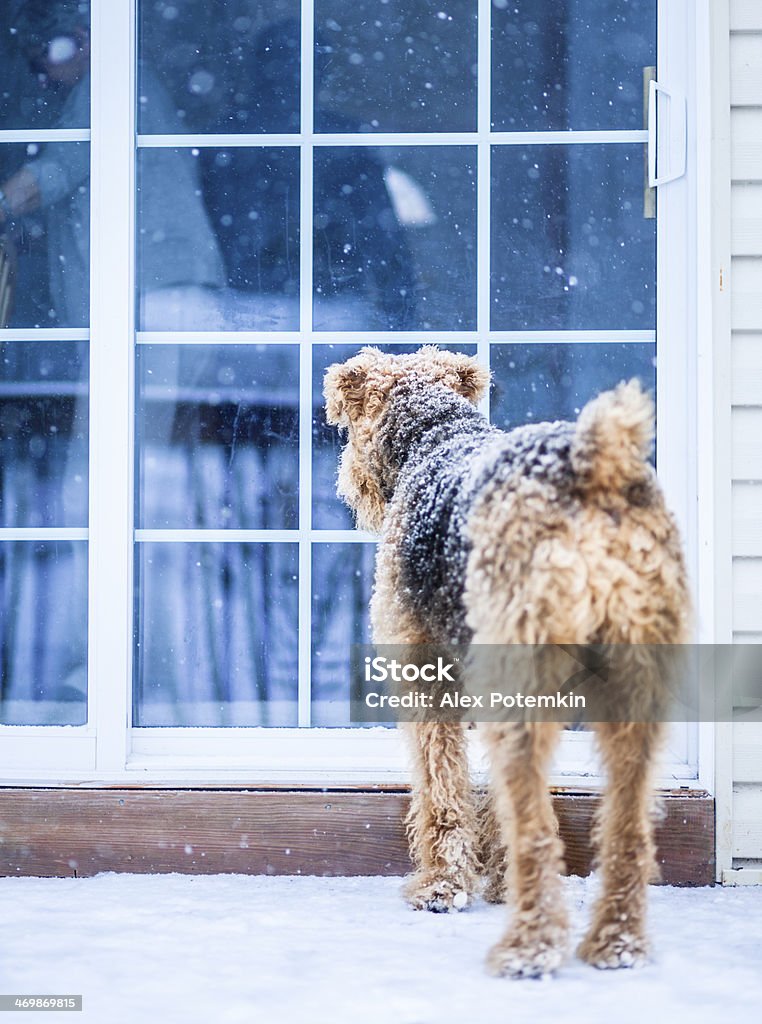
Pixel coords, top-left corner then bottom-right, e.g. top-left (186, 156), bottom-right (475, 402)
top-left (733, 558), bottom-right (762, 631)
top-left (730, 35), bottom-right (762, 106)
top-left (733, 784), bottom-right (762, 857)
top-left (732, 409), bottom-right (762, 479)
top-left (732, 258), bottom-right (762, 330)
top-left (732, 482), bottom-right (762, 554)
top-left (733, 723), bottom-right (762, 782)
top-left (0, 789), bottom-right (715, 885)
top-left (731, 0), bottom-right (762, 31)
top-left (732, 109), bottom-right (762, 181)
top-left (731, 333), bottom-right (762, 403)
top-left (732, 185), bottom-right (762, 254)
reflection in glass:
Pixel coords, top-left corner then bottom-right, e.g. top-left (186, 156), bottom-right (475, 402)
top-left (490, 343), bottom-right (655, 430)
top-left (315, 0), bottom-right (477, 133)
top-left (136, 149), bottom-right (226, 331)
top-left (312, 542), bottom-right (375, 726)
top-left (0, 0), bottom-right (91, 327)
top-left (491, 145), bottom-right (655, 331)
top-left (0, 540), bottom-right (87, 725)
top-left (0, 1), bottom-right (91, 130)
top-left (0, 341), bottom-right (88, 527)
top-left (0, 143), bottom-right (90, 328)
top-left (200, 147), bottom-right (299, 330)
top-left (136, 345), bottom-right (299, 530)
top-left (139, 129), bottom-right (301, 330)
top-left (138, 1), bottom-right (300, 134)
top-left (134, 541), bottom-right (298, 726)
top-left (492, 0), bottom-right (656, 131)
top-left (312, 342), bottom-right (477, 529)
top-left (314, 147), bottom-right (476, 331)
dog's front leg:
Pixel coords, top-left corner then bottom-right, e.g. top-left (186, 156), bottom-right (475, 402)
top-left (402, 721), bottom-right (481, 912)
top-left (483, 721), bottom-right (569, 978)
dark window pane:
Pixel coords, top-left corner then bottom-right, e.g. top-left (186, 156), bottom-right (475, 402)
top-left (134, 541), bottom-right (298, 726)
top-left (492, 0), bottom-right (656, 131)
top-left (0, 2), bottom-right (91, 130)
top-left (200, 147), bottom-right (300, 329)
top-left (490, 342), bottom-right (655, 429)
top-left (315, 0), bottom-right (477, 133)
top-left (138, 1), bottom-right (300, 134)
top-left (314, 147), bottom-right (476, 331)
top-left (312, 542), bottom-right (375, 726)
top-left (138, 147), bottom-right (301, 332)
top-left (491, 144), bottom-right (655, 330)
top-left (1, 143), bottom-right (90, 328)
top-left (0, 540), bottom-right (87, 725)
top-left (312, 342), bottom-right (477, 529)
top-left (136, 345), bottom-right (299, 530)
top-left (0, 341), bottom-right (88, 528)
top-left (135, 148), bottom-right (226, 331)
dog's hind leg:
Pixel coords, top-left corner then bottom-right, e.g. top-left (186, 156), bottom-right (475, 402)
top-left (401, 721), bottom-right (481, 912)
top-left (577, 720), bottom-right (664, 969)
top-left (483, 721), bottom-right (569, 978)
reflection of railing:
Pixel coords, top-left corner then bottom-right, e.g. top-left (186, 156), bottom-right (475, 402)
top-left (0, 382), bottom-right (87, 398)
top-left (0, 234), bottom-right (17, 328)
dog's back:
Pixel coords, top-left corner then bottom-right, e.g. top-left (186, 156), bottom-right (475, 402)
top-left (380, 379), bottom-right (689, 649)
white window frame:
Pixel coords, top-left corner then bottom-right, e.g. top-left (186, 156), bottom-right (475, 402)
top-left (0, 0), bottom-right (714, 791)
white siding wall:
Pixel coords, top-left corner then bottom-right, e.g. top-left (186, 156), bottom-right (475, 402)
top-left (729, 0), bottom-right (762, 867)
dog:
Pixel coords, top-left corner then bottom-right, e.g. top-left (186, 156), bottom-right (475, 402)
top-left (324, 346), bottom-right (690, 978)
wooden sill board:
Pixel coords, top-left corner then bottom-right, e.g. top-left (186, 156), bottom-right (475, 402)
top-left (0, 789), bottom-right (715, 885)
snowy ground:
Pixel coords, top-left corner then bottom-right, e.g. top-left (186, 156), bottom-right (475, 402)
top-left (1, 873), bottom-right (761, 1024)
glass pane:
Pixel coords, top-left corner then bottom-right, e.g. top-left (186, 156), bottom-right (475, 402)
top-left (138, 1), bottom-right (300, 134)
top-left (313, 147), bottom-right (476, 331)
top-left (1, 341), bottom-right (88, 527)
top-left (134, 541), bottom-right (298, 726)
top-left (138, 148), bottom-right (300, 332)
top-left (312, 542), bottom-right (375, 726)
top-left (0, 2), bottom-right (91, 130)
top-left (0, 142), bottom-right (90, 328)
top-left (491, 0), bottom-right (656, 131)
top-left (136, 345), bottom-right (299, 530)
top-left (491, 144), bottom-right (654, 330)
top-left (135, 149), bottom-right (225, 332)
top-left (312, 342), bottom-right (477, 529)
top-left (0, 540), bottom-right (87, 726)
top-left (490, 342), bottom-right (655, 429)
top-left (314, 0), bottom-right (477, 133)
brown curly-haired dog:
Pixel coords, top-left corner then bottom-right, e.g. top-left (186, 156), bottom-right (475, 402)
top-left (324, 346), bottom-right (690, 978)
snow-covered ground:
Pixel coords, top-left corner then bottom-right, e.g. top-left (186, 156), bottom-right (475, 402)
top-left (1, 873), bottom-right (761, 1024)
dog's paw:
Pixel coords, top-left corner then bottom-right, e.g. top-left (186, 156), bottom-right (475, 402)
top-left (577, 929), bottom-right (649, 970)
top-left (486, 930), bottom-right (566, 979)
top-left (403, 872), bottom-right (472, 913)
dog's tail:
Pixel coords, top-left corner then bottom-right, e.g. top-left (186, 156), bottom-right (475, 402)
top-left (571, 379), bottom-right (654, 495)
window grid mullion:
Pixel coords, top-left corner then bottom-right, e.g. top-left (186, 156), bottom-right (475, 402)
top-left (88, 0), bottom-right (135, 768)
top-left (298, 0), bottom-right (316, 728)
top-left (477, 0), bottom-right (492, 418)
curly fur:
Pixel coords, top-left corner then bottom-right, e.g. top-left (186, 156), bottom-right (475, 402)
top-left (324, 346), bottom-right (691, 977)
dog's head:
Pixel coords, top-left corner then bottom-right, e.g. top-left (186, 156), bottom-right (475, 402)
top-left (323, 346), bottom-right (490, 532)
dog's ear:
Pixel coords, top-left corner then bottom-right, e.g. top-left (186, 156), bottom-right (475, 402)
top-left (324, 348), bottom-right (380, 426)
top-left (449, 354), bottom-right (491, 405)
